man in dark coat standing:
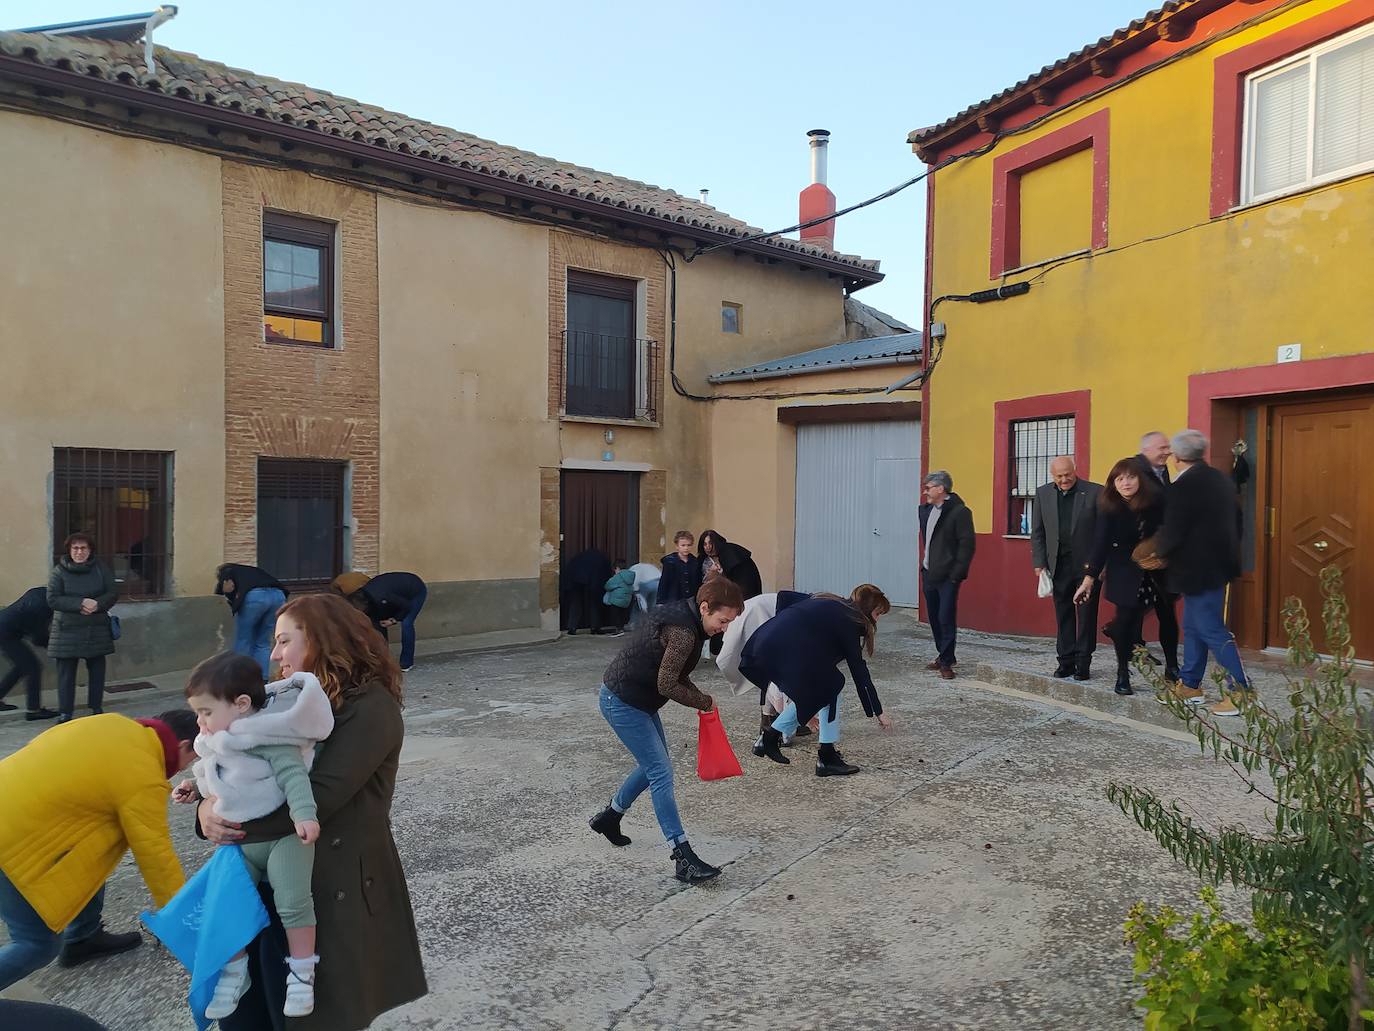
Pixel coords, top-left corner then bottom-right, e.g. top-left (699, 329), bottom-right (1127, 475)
top-left (1030, 457), bottom-right (1102, 680)
top-left (1153, 429), bottom-right (1249, 717)
top-left (0, 587), bottom-right (59, 720)
top-left (918, 470), bottom-right (976, 679)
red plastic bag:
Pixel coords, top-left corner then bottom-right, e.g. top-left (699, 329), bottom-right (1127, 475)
top-left (697, 708), bottom-right (743, 781)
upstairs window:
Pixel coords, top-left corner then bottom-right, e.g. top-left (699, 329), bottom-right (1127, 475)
top-left (562, 271), bottom-right (659, 422)
top-left (1244, 25), bottom-right (1374, 204)
top-left (263, 212), bottom-right (334, 347)
top-left (721, 302), bottom-right (742, 334)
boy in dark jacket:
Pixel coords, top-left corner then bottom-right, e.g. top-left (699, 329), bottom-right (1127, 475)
top-left (0, 587), bottom-right (58, 720)
top-left (658, 531), bottom-right (702, 605)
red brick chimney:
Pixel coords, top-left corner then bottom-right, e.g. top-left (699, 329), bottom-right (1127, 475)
top-left (799, 129), bottom-right (836, 251)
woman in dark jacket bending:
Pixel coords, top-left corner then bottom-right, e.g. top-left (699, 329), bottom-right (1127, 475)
top-left (588, 578), bottom-right (744, 884)
top-left (1074, 457), bottom-right (1173, 696)
top-left (740, 585), bottom-right (893, 777)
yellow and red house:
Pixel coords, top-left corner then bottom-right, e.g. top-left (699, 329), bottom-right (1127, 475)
top-left (913, 0), bottom-right (1374, 659)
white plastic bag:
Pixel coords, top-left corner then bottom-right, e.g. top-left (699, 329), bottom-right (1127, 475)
top-left (1036, 569), bottom-right (1054, 599)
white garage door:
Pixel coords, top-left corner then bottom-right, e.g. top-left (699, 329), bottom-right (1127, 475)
top-left (794, 420), bottom-right (921, 606)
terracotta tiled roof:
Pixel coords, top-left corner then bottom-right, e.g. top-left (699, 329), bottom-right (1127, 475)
top-left (0, 29), bottom-right (880, 277)
top-left (908, 0), bottom-right (1221, 151)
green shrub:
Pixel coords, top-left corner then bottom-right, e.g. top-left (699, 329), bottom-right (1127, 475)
top-left (1125, 888), bottom-right (1348, 1030)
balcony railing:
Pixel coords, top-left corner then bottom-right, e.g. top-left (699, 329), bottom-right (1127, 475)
top-left (562, 330), bottom-right (660, 423)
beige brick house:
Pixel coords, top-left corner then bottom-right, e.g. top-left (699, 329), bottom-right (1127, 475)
top-left (0, 20), bottom-right (896, 678)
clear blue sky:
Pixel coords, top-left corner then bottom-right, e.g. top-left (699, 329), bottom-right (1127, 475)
top-left (10, 1), bottom-right (1154, 325)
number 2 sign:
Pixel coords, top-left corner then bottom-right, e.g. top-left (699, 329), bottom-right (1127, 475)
top-left (1277, 343), bottom-right (1302, 364)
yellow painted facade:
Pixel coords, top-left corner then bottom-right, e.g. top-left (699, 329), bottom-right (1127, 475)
top-left (920, 0), bottom-right (1374, 645)
top-left (927, 0), bottom-right (1374, 527)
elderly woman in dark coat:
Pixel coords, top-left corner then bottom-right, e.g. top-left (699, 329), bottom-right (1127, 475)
top-left (1074, 457), bottom-right (1172, 696)
top-left (741, 585), bottom-right (893, 777)
top-left (47, 532), bottom-right (117, 723)
top-left (198, 593), bottom-right (426, 1030)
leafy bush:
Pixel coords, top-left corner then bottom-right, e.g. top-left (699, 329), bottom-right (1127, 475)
top-left (1126, 887), bottom-right (1348, 1030)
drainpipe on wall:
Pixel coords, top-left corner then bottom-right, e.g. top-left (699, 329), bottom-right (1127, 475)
top-left (142, 6), bottom-right (178, 74)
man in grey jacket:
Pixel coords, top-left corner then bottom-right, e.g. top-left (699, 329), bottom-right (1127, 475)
top-left (1030, 457), bottom-right (1102, 680)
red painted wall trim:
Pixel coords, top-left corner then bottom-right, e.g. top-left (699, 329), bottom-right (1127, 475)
top-left (1188, 352), bottom-right (1374, 445)
top-left (990, 109), bottom-right (1110, 278)
top-left (991, 390), bottom-right (1093, 539)
top-left (1210, 0), bottom-right (1374, 217)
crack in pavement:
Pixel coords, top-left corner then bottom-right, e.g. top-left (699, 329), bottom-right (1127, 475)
top-left (603, 709), bottom-right (1066, 1026)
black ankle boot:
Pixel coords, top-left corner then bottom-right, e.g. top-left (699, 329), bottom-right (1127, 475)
top-left (815, 743), bottom-right (860, 777)
top-left (1114, 669), bottom-right (1134, 696)
top-left (752, 713), bottom-right (771, 757)
top-left (671, 840), bottom-right (721, 884)
top-left (589, 805), bottom-right (631, 847)
top-left (757, 727), bottom-right (790, 765)
top-left (58, 927), bottom-right (142, 968)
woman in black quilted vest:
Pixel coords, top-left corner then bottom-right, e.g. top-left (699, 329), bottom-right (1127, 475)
top-left (588, 577), bottom-right (744, 884)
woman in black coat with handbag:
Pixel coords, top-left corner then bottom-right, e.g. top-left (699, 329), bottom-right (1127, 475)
top-left (47, 532), bottom-right (118, 722)
top-left (1074, 458), bottom-right (1173, 696)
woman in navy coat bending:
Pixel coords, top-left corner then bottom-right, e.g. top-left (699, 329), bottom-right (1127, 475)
top-left (739, 585), bottom-right (893, 777)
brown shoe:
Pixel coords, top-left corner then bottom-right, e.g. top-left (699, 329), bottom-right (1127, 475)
top-left (925, 661), bottom-right (942, 671)
top-left (939, 665), bottom-right (956, 680)
top-left (1208, 690), bottom-right (1255, 718)
top-left (1160, 683), bottom-right (1205, 706)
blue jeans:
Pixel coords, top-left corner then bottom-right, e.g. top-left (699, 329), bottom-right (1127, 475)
top-left (598, 685), bottom-right (686, 845)
top-left (0, 871), bottom-right (104, 990)
top-left (398, 585), bottom-right (428, 669)
top-left (1180, 586), bottom-right (1249, 691)
top-left (629, 581), bottom-right (659, 628)
top-left (922, 576), bottom-right (961, 667)
top-left (234, 587), bottom-right (286, 680)
top-left (772, 699), bottom-right (840, 744)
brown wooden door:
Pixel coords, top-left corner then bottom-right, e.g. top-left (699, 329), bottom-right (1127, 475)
top-left (1267, 395), bottom-right (1374, 658)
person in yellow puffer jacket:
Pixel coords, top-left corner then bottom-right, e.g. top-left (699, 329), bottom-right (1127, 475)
top-left (0, 709), bottom-right (199, 990)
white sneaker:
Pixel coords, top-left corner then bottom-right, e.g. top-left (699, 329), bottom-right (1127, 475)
top-left (284, 967), bottom-right (316, 1017)
top-left (205, 958), bottom-right (251, 1019)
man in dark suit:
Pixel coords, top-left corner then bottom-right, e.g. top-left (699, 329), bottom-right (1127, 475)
top-left (1134, 430), bottom-right (1173, 488)
top-left (1153, 429), bottom-right (1250, 717)
top-left (1132, 430), bottom-right (1181, 680)
top-left (1030, 457), bottom-right (1102, 680)
top-left (918, 470), bottom-right (976, 680)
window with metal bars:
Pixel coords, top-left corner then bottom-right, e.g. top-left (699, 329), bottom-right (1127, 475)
top-left (257, 459), bottom-right (346, 587)
top-left (1008, 416), bottom-right (1075, 535)
top-left (52, 448), bottom-right (173, 598)
top-left (564, 270), bottom-right (657, 421)
top-left (263, 212), bottom-right (334, 347)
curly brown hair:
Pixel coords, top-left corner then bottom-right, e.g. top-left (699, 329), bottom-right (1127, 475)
top-left (276, 593), bottom-right (402, 708)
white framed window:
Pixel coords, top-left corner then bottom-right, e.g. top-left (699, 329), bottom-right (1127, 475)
top-left (1242, 23), bottom-right (1374, 205)
top-left (1007, 415), bottom-right (1074, 536)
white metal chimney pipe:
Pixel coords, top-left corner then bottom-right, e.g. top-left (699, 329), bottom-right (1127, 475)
top-left (699, 189), bottom-right (710, 204)
top-left (808, 129), bottom-right (830, 186)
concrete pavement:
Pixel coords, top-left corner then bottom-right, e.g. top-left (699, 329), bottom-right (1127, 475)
top-left (1, 616), bottom-right (1266, 1030)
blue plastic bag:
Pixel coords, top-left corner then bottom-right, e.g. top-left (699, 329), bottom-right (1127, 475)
top-left (141, 845), bottom-right (270, 1031)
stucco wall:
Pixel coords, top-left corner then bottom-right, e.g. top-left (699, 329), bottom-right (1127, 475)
top-left (377, 198), bottom-right (557, 583)
top-left (927, 0), bottom-right (1374, 528)
top-left (0, 112), bottom-right (225, 603)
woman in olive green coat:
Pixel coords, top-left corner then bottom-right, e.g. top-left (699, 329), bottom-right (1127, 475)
top-left (46, 532), bottom-right (117, 722)
top-left (198, 592), bottom-right (426, 1030)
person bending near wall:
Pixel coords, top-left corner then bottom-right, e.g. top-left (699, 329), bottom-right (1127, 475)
top-left (344, 571), bottom-right (428, 672)
top-left (216, 563), bottom-right (289, 680)
top-left (587, 578), bottom-right (743, 884)
top-left (0, 586), bottom-right (59, 721)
